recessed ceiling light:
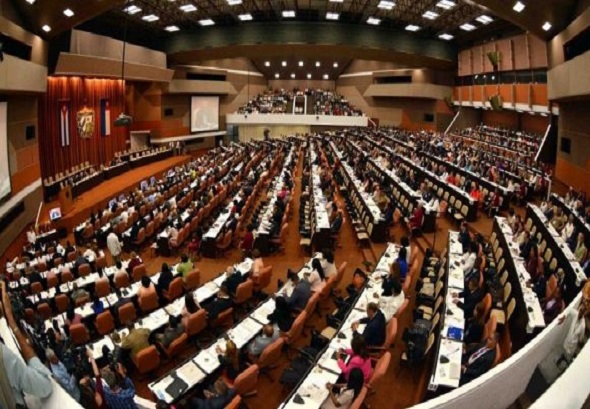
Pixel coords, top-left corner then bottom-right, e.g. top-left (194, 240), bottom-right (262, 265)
top-left (460, 23), bottom-right (476, 31)
top-left (298, 61), bottom-right (304, 66)
top-left (513, 1), bottom-right (525, 12)
top-left (326, 12), bottom-right (339, 20)
top-left (275, 73), bottom-right (280, 79)
top-left (63, 8), bottom-right (74, 17)
top-left (438, 33), bottom-right (454, 40)
top-left (26, 0), bottom-right (35, 3)
top-left (307, 73), bottom-right (312, 79)
top-left (323, 74), bottom-right (329, 80)
top-left (238, 13), bottom-right (253, 21)
top-left (199, 19), bottom-right (215, 26)
top-left (329, 0), bottom-right (343, 2)
top-left (282, 61), bottom-right (287, 67)
top-left (165, 25), bottom-right (180, 32)
top-left (291, 73), bottom-right (295, 79)
top-left (316, 61), bottom-right (321, 67)
top-left (42, 24), bottom-right (51, 32)
top-left (436, 0), bottom-right (455, 9)
top-left (227, 0), bottom-right (242, 5)
top-left (377, 0), bottom-right (395, 10)
top-left (405, 24), bottom-right (420, 31)
top-left (476, 15), bottom-right (493, 24)
top-left (264, 61), bottom-right (270, 67)
top-left (124, 5), bottom-right (141, 14)
top-left (367, 17), bottom-right (381, 25)
top-left (423, 11), bottom-right (439, 20)
top-left (179, 4), bottom-right (197, 12)
top-left (542, 21), bottom-right (552, 31)
top-left (333, 62), bottom-right (338, 68)
top-left (282, 10), bottom-right (295, 18)
top-left (142, 14), bottom-right (159, 22)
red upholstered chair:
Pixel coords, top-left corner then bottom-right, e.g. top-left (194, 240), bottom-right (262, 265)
top-left (114, 272), bottom-right (130, 289)
top-left (132, 346), bottom-right (161, 374)
top-left (139, 291), bottom-right (159, 313)
top-left (132, 264), bottom-right (146, 282)
top-left (209, 308), bottom-right (234, 333)
top-left (183, 269), bottom-right (201, 291)
top-left (185, 309), bottom-right (208, 338)
top-left (96, 311), bottom-right (115, 336)
top-left (234, 279), bottom-right (254, 310)
top-left (55, 294), bottom-right (69, 313)
top-left (61, 270), bottom-right (73, 283)
top-left (366, 352), bottom-right (391, 392)
top-left (257, 337), bottom-right (284, 380)
top-left (350, 387), bottom-right (368, 409)
top-left (70, 323), bottom-right (90, 345)
top-left (234, 364), bottom-right (259, 397)
top-left (31, 282), bottom-right (43, 295)
top-left (117, 303), bottom-right (137, 326)
top-left (95, 278), bottom-right (111, 298)
top-left (282, 312), bottom-right (306, 352)
top-left (78, 263), bottom-right (91, 277)
top-left (161, 333), bottom-right (188, 359)
top-left (225, 396), bottom-right (242, 409)
top-left (163, 278), bottom-right (184, 302)
top-left (254, 266), bottom-right (273, 293)
top-left (37, 303), bottom-right (52, 320)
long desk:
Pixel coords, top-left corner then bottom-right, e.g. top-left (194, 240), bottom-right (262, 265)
top-left (493, 217), bottom-right (545, 349)
top-left (71, 172), bottom-right (104, 198)
top-left (550, 193), bottom-right (590, 251)
top-left (129, 149), bottom-right (172, 168)
top-left (103, 162), bottom-right (131, 179)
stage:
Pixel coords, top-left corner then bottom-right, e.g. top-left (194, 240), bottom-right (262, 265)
top-left (39, 155), bottom-right (192, 233)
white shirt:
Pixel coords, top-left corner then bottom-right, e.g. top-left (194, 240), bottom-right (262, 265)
top-left (320, 260), bottom-right (337, 279)
top-left (106, 232), bottom-right (122, 256)
top-left (562, 222), bottom-right (575, 241)
top-left (26, 230), bottom-right (36, 244)
top-left (564, 312), bottom-right (587, 360)
top-left (462, 252), bottom-right (476, 272)
top-left (307, 269), bottom-right (326, 293)
top-left (380, 291), bottom-right (405, 322)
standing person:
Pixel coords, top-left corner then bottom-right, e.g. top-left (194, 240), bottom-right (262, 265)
top-left (106, 232), bottom-right (122, 262)
top-left (307, 258), bottom-right (327, 293)
top-left (101, 363), bottom-right (138, 409)
top-left (176, 254), bottom-right (194, 279)
top-left (0, 282), bottom-right (53, 407)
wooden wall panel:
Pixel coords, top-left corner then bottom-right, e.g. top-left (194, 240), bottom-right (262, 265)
top-left (483, 43), bottom-right (496, 73)
top-left (514, 84), bottom-right (531, 105)
top-left (521, 115), bottom-right (549, 134)
top-left (513, 35), bottom-right (530, 70)
top-left (531, 84), bottom-right (548, 106)
top-left (459, 50), bottom-right (472, 76)
top-left (453, 87), bottom-right (460, 101)
top-left (472, 46), bottom-right (483, 74)
top-left (498, 84), bottom-right (513, 104)
top-left (482, 110), bottom-right (519, 129)
top-left (497, 39), bottom-right (513, 71)
top-left (529, 34), bottom-right (548, 69)
top-left (460, 86), bottom-right (471, 102)
top-left (473, 86), bottom-right (483, 103)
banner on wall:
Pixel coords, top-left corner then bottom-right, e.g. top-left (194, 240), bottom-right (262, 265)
top-left (59, 100), bottom-right (71, 147)
top-left (100, 99), bottom-right (111, 137)
top-left (77, 107), bottom-right (95, 139)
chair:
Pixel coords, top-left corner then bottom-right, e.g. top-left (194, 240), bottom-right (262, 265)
top-left (70, 324), bottom-right (90, 345)
top-left (163, 278), bottom-right (184, 302)
top-left (67, 251), bottom-right (77, 263)
top-left (162, 333), bottom-right (188, 359)
top-left (334, 261), bottom-right (348, 289)
top-left (184, 269), bottom-right (201, 291)
top-left (506, 298), bottom-right (517, 321)
top-left (492, 342), bottom-right (502, 367)
top-left (78, 263), bottom-right (91, 277)
top-left (394, 299), bottom-right (409, 319)
top-left (61, 270), bottom-right (73, 283)
top-left (368, 318), bottom-right (397, 358)
top-left (254, 265), bottom-right (273, 293)
top-left (96, 256), bottom-right (107, 270)
top-left (234, 279), bottom-right (254, 311)
top-left (96, 311), bottom-right (115, 336)
top-left (114, 273), bottom-right (130, 289)
top-left (482, 315), bottom-right (497, 342)
top-left (75, 295), bottom-right (90, 307)
top-left (257, 337), bottom-right (284, 380)
top-left (215, 231), bottom-right (233, 257)
top-left (132, 264), bottom-right (147, 282)
top-left (283, 312), bottom-right (307, 353)
top-left (224, 395), bottom-right (242, 409)
top-left (503, 282), bottom-right (512, 304)
top-left (234, 364), bottom-right (259, 397)
top-left (366, 351), bottom-right (391, 392)
top-left (139, 291), bottom-right (159, 313)
top-left (55, 294), bottom-right (70, 313)
top-left (46, 274), bottom-right (59, 289)
top-left (37, 303), bottom-right (52, 320)
top-left (186, 309), bottom-right (208, 338)
top-left (132, 345), bottom-right (161, 374)
top-left (482, 293), bottom-right (492, 319)
top-left (118, 303), bottom-right (137, 326)
top-left (546, 275), bottom-right (557, 300)
top-left (270, 223), bottom-right (289, 253)
top-left (31, 282), bottom-right (43, 295)
top-left (133, 228), bottom-right (146, 249)
top-left (95, 278), bottom-right (111, 298)
top-left (210, 308), bottom-right (234, 333)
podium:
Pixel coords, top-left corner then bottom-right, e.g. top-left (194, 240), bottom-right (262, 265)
top-left (58, 185), bottom-right (74, 215)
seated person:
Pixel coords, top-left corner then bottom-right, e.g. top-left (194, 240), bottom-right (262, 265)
top-left (91, 293), bottom-right (105, 315)
top-left (331, 210), bottom-right (343, 234)
top-left (223, 266), bottom-right (245, 297)
top-left (280, 271), bottom-right (311, 312)
top-left (216, 339), bottom-right (245, 383)
top-left (351, 302), bottom-right (386, 348)
top-left (120, 322), bottom-right (151, 359)
top-left (268, 296), bottom-right (294, 333)
top-left (460, 333), bottom-right (499, 385)
top-left (396, 248), bottom-right (409, 281)
top-left (176, 254), bottom-right (194, 278)
top-left (321, 250), bottom-right (338, 279)
top-left (156, 315), bottom-right (184, 349)
top-left (181, 293), bottom-right (201, 328)
top-left (574, 232), bottom-right (588, 263)
top-left (247, 324), bottom-right (279, 358)
top-left (543, 287), bottom-right (565, 324)
top-left (408, 203), bottom-right (425, 230)
top-left (137, 275), bottom-right (157, 299)
top-left (336, 336), bottom-right (372, 382)
top-left (204, 285), bottom-right (233, 320)
top-left (463, 302), bottom-right (486, 345)
top-left (156, 263), bottom-right (174, 297)
top-left (379, 276), bottom-right (405, 322)
top-left (306, 258), bottom-right (327, 293)
top-left (321, 368), bottom-right (365, 409)
top-left (451, 278), bottom-right (483, 320)
top-left (190, 379), bottom-right (236, 409)
top-left (126, 251), bottom-right (143, 276)
top-left (250, 249), bottom-right (265, 282)
top-left (71, 283), bottom-right (89, 304)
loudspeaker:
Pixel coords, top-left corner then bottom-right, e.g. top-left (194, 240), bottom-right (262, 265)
top-left (487, 51), bottom-right (501, 70)
top-left (489, 95), bottom-right (503, 111)
top-left (25, 125), bottom-right (35, 140)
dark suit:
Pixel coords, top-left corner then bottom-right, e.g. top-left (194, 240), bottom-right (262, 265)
top-left (461, 343), bottom-right (496, 385)
top-left (284, 280), bottom-right (311, 312)
top-left (459, 230), bottom-right (471, 253)
top-left (190, 389), bottom-right (237, 409)
top-left (224, 273), bottom-right (245, 297)
top-left (457, 287), bottom-right (483, 319)
top-left (157, 270), bottom-right (174, 295)
top-left (358, 309), bottom-right (386, 347)
top-left (205, 296), bottom-right (233, 320)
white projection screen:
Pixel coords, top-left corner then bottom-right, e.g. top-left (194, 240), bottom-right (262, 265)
top-left (190, 96), bottom-right (219, 133)
top-left (0, 102), bottom-right (11, 201)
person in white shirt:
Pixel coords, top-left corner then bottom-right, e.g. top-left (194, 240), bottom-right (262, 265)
top-left (120, 210), bottom-right (129, 225)
top-left (561, 215), bottom-right (576, 242)
top-left (379, 278), bottom-right (405, 322)
top-left (320, 250), bottom-right (338, 279)
top-left (83, 246), bottom-right (97, 263)
top-left (400, 236), bottom-right (412, 265)
top-left (462, 242), bottom-right (478, 273)
top-left (106, 232), bottom-right (122, 261)
top-left (428, 197), bottom-right (439, 213)
top-left (26, 227), bottom-right (36, 245)
top-left (306, 258), bottom-right (327, 293)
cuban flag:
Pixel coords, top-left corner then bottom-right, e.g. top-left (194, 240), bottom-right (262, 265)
top-left (100, 99), bottom-right (111, 137)
top-left (59, 100), bottom-right (71, 147)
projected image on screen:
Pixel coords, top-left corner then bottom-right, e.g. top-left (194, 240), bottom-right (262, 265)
top-left (191, 96), bottom-right (219, 133)
top-left (0, 102), bottom-right (11, 201)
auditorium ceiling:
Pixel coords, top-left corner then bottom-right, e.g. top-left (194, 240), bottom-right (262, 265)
top-left (13, 0), bottom-right (583, 47)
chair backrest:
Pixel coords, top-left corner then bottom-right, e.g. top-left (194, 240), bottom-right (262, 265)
top-left (394, 299), bottom-right (409, 319)
top-left (234, 364), bottom-right (259, 396)
top-left (234, 279), bottom-right (254, 305)
top-left (132, 264), bottom-right (147, 282)
top-left (37, 303), bottom-right (52, 320)
top-left (166, 333), bottom-right (188, 358)
top-left (546, 275), bottom-right (557, 300)
top-left (382, 318), bottom-right (398, 349)
top-left (482, 315), bottom-right (497, 341)
top-left (166, 277), bottom-right (184, 301)
top-left (367, 352), bottom-right (391, 388)
top-left (258, 337), bottom-right (284, 370)
top-left (482, 293), bottom-right (492, 319)
top-left (55, 294), bottom-right (69, 313)
top-left (31, 282), bottom-right (43, 295)
top-left (335, 261), bottom-right (347, 286)
top-left (211, 308), bottom-right (234, 329)
top-left (139, 291), bottom-right (159, 313)
top-left (96, 256), bottom-right (107, 270)
top-left (256, 266), bottom-right (273, 290)
top-left (133, 345), bottom-right (161, 374)
top-left (184, 269), bottom-right (201, 291)
top-left (75, 295), bottom-right (90, 307)
top-left (114, 272), bottom-right (130, 289)
top-left (70, 323), bottom-right (89, 345)
top-left (96, 311), bottom-right (115, 336)
top-left (95, 278), bottom-right (111, 298)
top-left (186, 309), bottom-right (208, 337)
top-left (78, 263), bottom-right (91, 277)
top-left (350, 386), bottom-right (368, 409)
top-left (46, 274), bottom-right (59, 289)
top-left (284, 311), bottom-right (306, 345)
top-left (503, 282), bottom-right (512, 304)
top-left (60, 270), bottom-right (73, 283)
top-left (304, 293), bottom-right (320, 320)
top-left (67, 251), bottom-right (77, 262)
top-left (118, 303), bottom-right (137, 326)
top-left (224, 395), bottom-right (242, 409)
top-left (506, 298), bottom-right (516, 321)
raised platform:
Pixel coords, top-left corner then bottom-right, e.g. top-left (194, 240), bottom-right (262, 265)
top-left (40, 155), bottom-right (192, 232)
top-left (226, 113), bottom-right (369, 127)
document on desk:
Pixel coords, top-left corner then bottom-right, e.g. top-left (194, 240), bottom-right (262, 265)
top-left (150, 376), bottom-right (175, 404)
top-left (165, 298), bottom-right (185, 316)
top-left (229, 317), bottom-right (263, 348)
top-left (194, 342), bottom-right (223, 374)
top-left (195, 281), bottom-right (219, 303)
top-left (317, 348), bottom-right (342, 375)
top-left (250, 298), bottom-right (276, 324)
top-left (176, 360), bottom-right (206, 387)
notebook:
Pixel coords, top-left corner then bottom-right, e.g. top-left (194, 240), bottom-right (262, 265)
top-left (165, 375), bottom-right (188, 399)
top-left (447, 326), bottom-right (463, 341)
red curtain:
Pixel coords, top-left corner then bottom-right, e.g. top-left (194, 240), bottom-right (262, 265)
top-left (39, 77), bottom-right (129, 178)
